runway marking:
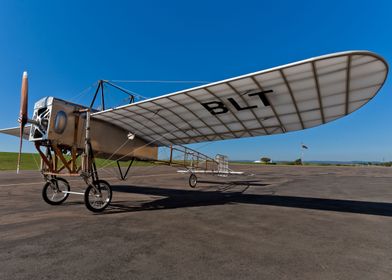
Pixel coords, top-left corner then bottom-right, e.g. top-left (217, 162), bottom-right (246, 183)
top-left (0, 182), bottom-right (44, 187)
top-left (0, 173), bottom-right (178, 187)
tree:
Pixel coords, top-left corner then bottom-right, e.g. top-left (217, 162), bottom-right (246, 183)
top-left (260, 157), bottom-right (271, 163)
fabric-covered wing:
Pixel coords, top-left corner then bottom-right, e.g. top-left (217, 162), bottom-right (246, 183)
top-left (92, 51), bottom-right (388, 146)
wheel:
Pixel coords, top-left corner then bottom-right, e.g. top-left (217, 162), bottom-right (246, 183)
top-left (189, 174), bottom-right (197, 188)
top-left (42, 177), bottom-right (70, 205)
top-left (84, 180), bottom-right (112, 212)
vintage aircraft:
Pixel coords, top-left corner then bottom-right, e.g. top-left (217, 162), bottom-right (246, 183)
top-left (0, 50), bottom-right (388, 212)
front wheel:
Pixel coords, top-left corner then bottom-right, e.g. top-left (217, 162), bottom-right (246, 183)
top-left (42, 178), bottom-right (70, 205)
top-left (84, 180), bottom-right (112, 212)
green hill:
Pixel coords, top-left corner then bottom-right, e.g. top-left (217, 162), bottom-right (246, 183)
top-left (0, 152), bottom-right (42, 170)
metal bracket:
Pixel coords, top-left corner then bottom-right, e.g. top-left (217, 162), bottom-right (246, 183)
top-left (89, 80), bottom-right (137, 110)
top-left (116, 158), bottom-right (135, 181)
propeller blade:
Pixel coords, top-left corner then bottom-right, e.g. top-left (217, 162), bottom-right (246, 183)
top-left (17, 129), bottom-right (23, 174)
top-left (17, 71), bottom-right (28, 174)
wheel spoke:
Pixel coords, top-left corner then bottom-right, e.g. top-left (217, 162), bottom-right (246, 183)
top-left (42, 178), bottom-right (70, 205)
top-left (84, 181), bottom-right (112, 212)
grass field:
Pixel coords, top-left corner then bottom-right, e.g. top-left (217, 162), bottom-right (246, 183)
top-left (0, 152), bottom-right (153, 171)
top-left (0, 152), bottom-right (42, 171)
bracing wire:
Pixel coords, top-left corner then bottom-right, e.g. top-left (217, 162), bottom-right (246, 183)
top-left (97, 120), bottom-right (195, 171)
top-left (98, 133), bottom-right (220, 180)
top-left (106, 143), bottom-right (201, 180)
top-left (75, 79), bottom-right (219, 177)
top-left (69, 82), bottom-right (98, 103)
top-left (104, 81), bottom-right (148, 101)
top-left (97, 106), bottom-right (163, 169)
top-left (70, 79), bottom-right (209, 106)
top-left (98, 137), bottom-right (131, 168)
top-left (30, 153), bottom-right (41, 170)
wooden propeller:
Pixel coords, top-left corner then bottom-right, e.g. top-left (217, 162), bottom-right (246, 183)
top-left (17, 71), bottom-right (28, 174)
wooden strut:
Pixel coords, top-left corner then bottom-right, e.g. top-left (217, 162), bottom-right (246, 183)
top-left (35, 142), bottom-right (54, 173)
top-left (52, 145), bottom-right (72, 173)
top-left (169, 144), bottom-right (173, 164)
top-left (35, 142), bottom-right (81, 176)
top-left (34, 109), bottom-right (99, 179)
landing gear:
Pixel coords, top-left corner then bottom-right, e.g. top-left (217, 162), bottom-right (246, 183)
top-left (38, 109), bottom-right (113, 213)
top-left (84, 180), bottom-right (112, 212)
top-left (41, 178), bottom-right (112, 213)
top-left (42, 177), bottom-right (70, 205)
top-left (189, 173), bottom-right (197, 188)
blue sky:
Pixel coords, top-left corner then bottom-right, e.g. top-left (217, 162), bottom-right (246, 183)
top-left (0, 0), bottom-right (391, 161)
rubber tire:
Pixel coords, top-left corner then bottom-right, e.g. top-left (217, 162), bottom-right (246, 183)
top-left (42, 177), bottom-right (70, 205)
top-left (84, 180), bottom-right (112, 213)
top-left (189, 174), bottom-right (197, 188)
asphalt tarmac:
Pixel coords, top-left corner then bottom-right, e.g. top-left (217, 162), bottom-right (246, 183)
top-left (1, 164), bottom-right (392, 280)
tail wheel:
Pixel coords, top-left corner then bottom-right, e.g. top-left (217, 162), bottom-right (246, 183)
top-left (42, 177), bottom-right (70, 205)
top-left (84, 180), bottom-right (112, 212)
top-left (189, 174), bottom-right (197, 188)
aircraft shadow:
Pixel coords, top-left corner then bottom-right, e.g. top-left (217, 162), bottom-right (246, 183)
top-left (104, 183), bottom-right (392, 217)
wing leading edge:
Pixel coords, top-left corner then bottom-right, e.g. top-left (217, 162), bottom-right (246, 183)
top-left (92, 51), bottom-right (388, 146)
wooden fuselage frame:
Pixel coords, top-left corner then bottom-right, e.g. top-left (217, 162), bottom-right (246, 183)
top-left (31, 97), bottom-right (158, 176)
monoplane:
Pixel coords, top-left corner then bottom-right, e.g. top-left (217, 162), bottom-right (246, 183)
top-left (0, 51), bottom-right (388, 212)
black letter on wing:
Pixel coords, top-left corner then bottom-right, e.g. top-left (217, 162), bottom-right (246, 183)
top-left (248, 90), bottom-right (273, 106)
top-left (201, 101), bottom-right (229, 115)
top-left (228, 98), bottom-right (258, 111)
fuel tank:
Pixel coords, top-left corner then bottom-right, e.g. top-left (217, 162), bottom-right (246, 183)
top-left (30, 97), bottom-right (158, 161)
